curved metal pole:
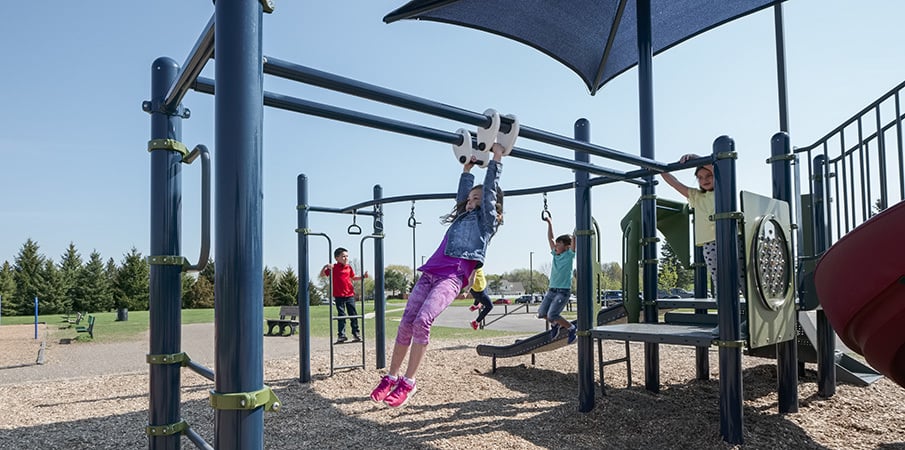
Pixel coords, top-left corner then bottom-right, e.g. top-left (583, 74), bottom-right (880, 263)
top-left (184, 144), bottom-right (211, 272)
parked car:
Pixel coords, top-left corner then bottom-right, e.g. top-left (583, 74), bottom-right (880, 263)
top-left (669, 288), bottom-right (693, 298)
top-left (514, 294), bottom-right (543, 304)
top-left (657, 289), bottom-right (681, 299)
top-left (493, 297), bottom-right (511, 305)
top-left (598, 290), bottom-right (623, 306)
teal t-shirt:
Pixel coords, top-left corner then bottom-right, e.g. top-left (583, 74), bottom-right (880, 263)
top-left (548, 249), bottom-right (576, 289)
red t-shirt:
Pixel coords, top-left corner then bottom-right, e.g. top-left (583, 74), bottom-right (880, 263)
top-left (323, 263), bottom-right (356, 297)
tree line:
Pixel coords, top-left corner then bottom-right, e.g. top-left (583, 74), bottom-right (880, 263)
top-left (0, 239), bottom-right (324, 316)
top-left (0, 238), bottom-right (688, 317)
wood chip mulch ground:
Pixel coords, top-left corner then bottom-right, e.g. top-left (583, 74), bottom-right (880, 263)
top-left (1, 323), bottom-right (903, 449)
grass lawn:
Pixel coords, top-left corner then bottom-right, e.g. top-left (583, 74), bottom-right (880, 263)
top-left (0, 298), bottom-right (527, 343)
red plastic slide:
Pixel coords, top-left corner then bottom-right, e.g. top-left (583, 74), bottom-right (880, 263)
top-left (815, 200), bottom-right (905, 388)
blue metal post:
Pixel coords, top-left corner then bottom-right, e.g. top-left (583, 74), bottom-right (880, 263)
top-left (636, 0), bottom-right (660, 393)
top-left (774, 4), bottom-right (790, 133)
top-left (693, 245), bottom-right (709, 380)
top-left (574, 119), bottom-right (595, 412)
top-left (214, 1), bottom-right (265, 448)
top-left (34, 296), bottom-right (38, 339)
top-left (148, 56), bottom-right (183, 450)
top-left (373, 185), bottom-right (386, 369)
top-left (812, 155), bottom-right (836, 398)
top-left (771, 132), bottom-right (799, 413)
top-left (298, 174), bottom-right (311, 383)
top-left (713, 136), bottom-right (743, 444)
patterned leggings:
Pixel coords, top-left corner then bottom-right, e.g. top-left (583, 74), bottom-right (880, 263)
top-left (701, 236), bottom-right (746, 295)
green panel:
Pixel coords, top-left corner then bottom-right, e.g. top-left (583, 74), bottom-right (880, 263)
top-left (619, 197), bottom-right (691, 323)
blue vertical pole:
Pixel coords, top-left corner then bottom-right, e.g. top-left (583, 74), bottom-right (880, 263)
top-left (298, 174), bottom-right (311, 383)
top-left (774, 4), bottom-right (790, 133)
top-left (214, 1), bottom-right (264, 448)
top-left (713, 136), bottom-right (743, 444)
top-left (636, 0), bottom-right (660, 393)
top-left (148, 56), bottom-right (183, 450)
top-left (812, 155), bottom-right (836, 398)
top-left (373, 185), bottom-right (386, 369)
top-left (693, 245), bottom-right (709, 380)
top-left (574, 119), bottom-right (595, 412)
top-left (771, 132), bottom-right (799, 413)
top-left (34, 296), bottom-right (38, 339)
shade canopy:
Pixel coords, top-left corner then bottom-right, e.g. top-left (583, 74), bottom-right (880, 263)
top-left (385, 0), bottom-right (784, 94)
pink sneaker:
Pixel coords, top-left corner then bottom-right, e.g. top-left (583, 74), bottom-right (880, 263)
top-left (369, 375), bottom-right (399, 403)
top-left (470, 320), bottom-right (479, 330)
top-left (384, 378), bottom-right (416, 408)
top-left (469, 304), bottom-right (480, 312)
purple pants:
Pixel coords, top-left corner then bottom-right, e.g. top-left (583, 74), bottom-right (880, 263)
top-left (396, 272), bottom-right (463, 346)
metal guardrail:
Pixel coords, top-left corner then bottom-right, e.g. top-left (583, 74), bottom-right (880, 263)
top-left (795, 79), bottom-right (905, 245)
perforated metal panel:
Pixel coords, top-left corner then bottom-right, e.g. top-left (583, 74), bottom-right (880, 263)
top-left (741, 191), bottom-right (797, 349)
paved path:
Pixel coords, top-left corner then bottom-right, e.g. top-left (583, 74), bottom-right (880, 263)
top-left (0, 306), bottom-right (544, 385)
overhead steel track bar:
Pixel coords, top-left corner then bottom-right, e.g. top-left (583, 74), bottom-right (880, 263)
top-left (192, 77), bottom-right (641, 182)
top-left (165, 14), bottom-right (215, 111)
top-left (261, 56), bottom-right (668, 172)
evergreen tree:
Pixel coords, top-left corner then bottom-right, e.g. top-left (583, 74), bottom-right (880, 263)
top-left (274, 266), bottom-right (299, 306)
top-left (41, 259), bottom-right (65, 314)
top-left (658, 243), bottom-right (682, 291)
top-left (13, 239), bottom-right (46, 315)
top-left (181, 273), bottom-right (197, 308)
top-left (0, 262), bottom-right (17, 316)
top-left (75, 251), bottom-right (113, 312)
top-left (105, 257), bottom-right (118, 289)
top-left (263, 266), bottom-right (278, 306)
top-left (199, 258), bottom-right (215, 286)
top-left (114, 247), bottom-right (150, 311)
top-left (307, 281), bottom-right (324, 306)
top-left (187, 275), bottom-right (214, 308)
top-left (661, 242), bottom-right (693, 290)
top-left (58, 243), bottom-right (83, 314)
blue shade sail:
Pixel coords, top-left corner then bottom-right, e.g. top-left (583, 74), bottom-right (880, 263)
top-left (385, 0), bottom-right (784, 95)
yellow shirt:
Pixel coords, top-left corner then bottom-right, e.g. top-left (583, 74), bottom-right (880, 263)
top-left (470, 267), bottom-right (486, 292)
top-left (687, 189), bottom-right (715, 245)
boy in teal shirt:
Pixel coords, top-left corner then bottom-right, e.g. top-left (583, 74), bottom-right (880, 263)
top-left (536, 216), bottom-right (577, 344)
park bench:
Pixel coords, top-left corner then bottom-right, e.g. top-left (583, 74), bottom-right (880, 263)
top-left (75, 315), bottom-right (95, 339)
top-left (266, 306), bottom-right (299, 336)
top-left (61, 312), bottom-right (85, 328)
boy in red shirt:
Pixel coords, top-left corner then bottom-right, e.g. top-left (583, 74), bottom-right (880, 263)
top-left (322, 247), bottom-right (368, 343)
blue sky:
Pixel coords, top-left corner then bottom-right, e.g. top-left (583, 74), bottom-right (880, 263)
top-left (1, 1), bottom-right (903, 281)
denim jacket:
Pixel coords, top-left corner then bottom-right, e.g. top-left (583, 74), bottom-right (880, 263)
top-left (443, 159), bottom-right (502, 264)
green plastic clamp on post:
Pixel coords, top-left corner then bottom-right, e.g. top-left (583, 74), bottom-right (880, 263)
top-left (146, 419), bottom-right (188, 436)
top-left (715, 151), bottom-right (738, 160)
top-left (765, 153), bottom-right (796, 163)
top-left (640, 237), bottom-right (660, 244)
top-left (641, 258), bottom-right (659, 265)
top-left (710, 212), bottom-right (744, 222)
top-left (259, 0), bottom-right (274, 13)
top-left (576, 330), bottom-right (591, 337)
top-left (210, 385), bottom-right (281, 412)
top-left (147, 139), bottom-right (189, 159)
top-left (147, 352), bottom-right (189, 366)
top-left (574, 229), bottom-right (595, 236)
top-left (147, 255), bottom-right (187, 266)
top-left (638, 194), bottom-right (657, 201)
top-left (295, 228), bottom-right (311, 234)
top-left (712, 338), bottom-right (746, 348)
